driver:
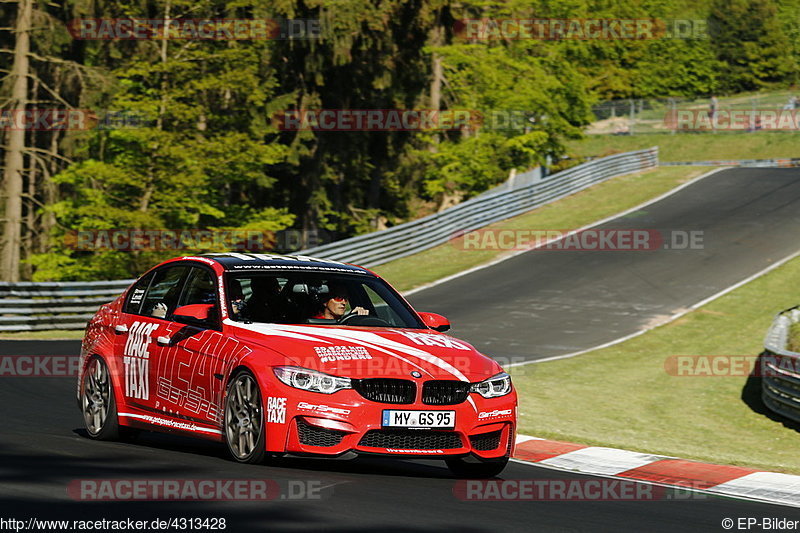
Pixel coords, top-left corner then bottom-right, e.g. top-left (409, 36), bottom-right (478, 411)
top-left (312, 284), bottom-right (368, 320)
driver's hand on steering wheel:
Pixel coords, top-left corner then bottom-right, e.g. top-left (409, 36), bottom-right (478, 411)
top-left (352, 306), bottom-right (369, 315)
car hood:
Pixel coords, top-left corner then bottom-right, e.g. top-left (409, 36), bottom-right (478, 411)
top-left (225, 321), bottom-right (502, 382)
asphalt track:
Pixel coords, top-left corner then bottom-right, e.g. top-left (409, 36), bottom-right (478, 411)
top-left (3, 341), bottom-right (800, 532)
top-left (409, 168), bottom-right (800, 362)
top-left (4, 168), bottom-right (800, 531)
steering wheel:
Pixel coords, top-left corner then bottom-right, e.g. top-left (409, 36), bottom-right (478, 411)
top-left (338, 311), bottom-right (390, 326)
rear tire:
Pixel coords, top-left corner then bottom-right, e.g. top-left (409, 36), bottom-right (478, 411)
top-left (446, 456), bottom-right (509, 478)
top-left (223, 370), bottom-right (267, 464)
top-left (81, 356), bottom-right (120, 441)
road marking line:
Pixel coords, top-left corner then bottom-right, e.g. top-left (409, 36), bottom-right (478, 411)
top-left (405, 167), bottom-right (725, 297)
top-left (506, 246), bottom-right (800, 367)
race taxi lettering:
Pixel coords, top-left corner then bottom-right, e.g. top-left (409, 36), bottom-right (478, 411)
top-left (313, 345), bottom-right (372, 363)
top-left (399, 331), bottom-right (470, 350)
top-left (297, 402), bottom-right (351, 416)
top-left (267, 397), bottom-right (287, 424)
top-left (478, 409), bottom-right (513, 419)
top-left (122, 321), bottom-right (158, 400)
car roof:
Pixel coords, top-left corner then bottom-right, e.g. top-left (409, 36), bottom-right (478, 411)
top-left (193, 252), bottom-right (373, 275)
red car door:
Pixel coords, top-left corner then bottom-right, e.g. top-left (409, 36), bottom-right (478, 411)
top-left (114, 264), bottom-right (190, 413)
top-left (154, 266), bottom-right (232, 427)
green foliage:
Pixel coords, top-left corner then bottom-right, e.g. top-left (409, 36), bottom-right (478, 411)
top-left (710, 0), bottom-right (797, 92)
top-left (5, 0), bottom-right (800, 280)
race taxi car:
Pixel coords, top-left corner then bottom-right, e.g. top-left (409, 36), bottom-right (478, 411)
top-left (78, 253), bottom-right (517, 477)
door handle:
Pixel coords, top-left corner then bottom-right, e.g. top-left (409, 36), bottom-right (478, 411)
top-left (156, 336), bottom-right (171, 346)
top-left (114, 324), bottom-right (128, 334)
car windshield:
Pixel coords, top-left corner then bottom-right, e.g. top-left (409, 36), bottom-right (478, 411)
top-left (225, 272), bottom-right (425, 328)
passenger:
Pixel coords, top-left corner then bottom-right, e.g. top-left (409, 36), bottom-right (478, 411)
top-left (246, 277), bottom-right (283, 323)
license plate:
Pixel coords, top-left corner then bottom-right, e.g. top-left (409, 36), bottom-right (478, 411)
top-left (382, 410), bottom-right (455, 429)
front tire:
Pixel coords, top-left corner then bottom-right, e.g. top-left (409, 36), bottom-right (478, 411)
top-left (446, 456), bottom-right (509, 478)
top-left (81, 356), bottom-right (120, 441)
top-left (224, 370), bottom-right (267, 464)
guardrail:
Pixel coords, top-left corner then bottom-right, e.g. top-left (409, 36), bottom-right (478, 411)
top-left (301, 147), bottom-right (659, 266)
top-left (0, 147), bottom-right (657, 332)
top-left (762, 307), bottom-right (800, 423)
top-left (662, 158), bottom-right (800, 168)
top-left (0, 279), bottom-right (134, 332)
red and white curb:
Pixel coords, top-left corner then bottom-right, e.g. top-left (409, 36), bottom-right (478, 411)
top-left (513, 435), bottom-right (800, 508)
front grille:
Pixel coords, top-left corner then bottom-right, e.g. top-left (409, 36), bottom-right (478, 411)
top-left (296, 419), bottom-right (346, 447)
top-left (353, 378), bottom-right (416, 404)
top-left (422, 380), bottom-right (470, 405)
top-left (469, 430), bottom-right (502, 451)
top-left (359, 429), bottom-right (463, 450)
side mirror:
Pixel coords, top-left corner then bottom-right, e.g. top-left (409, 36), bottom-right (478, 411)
top-left (418, 312), bottom-right (451, 333)
top-left (173, 304), bottom-right (214, 324)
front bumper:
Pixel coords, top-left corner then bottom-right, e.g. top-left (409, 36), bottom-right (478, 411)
top-left (264, 386), bottom-right (517, 459)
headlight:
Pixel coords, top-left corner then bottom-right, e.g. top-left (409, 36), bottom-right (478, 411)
top-left (273, 366), bottom-right (351, 394)
top-left (470, 372), bottom-right (512, 398)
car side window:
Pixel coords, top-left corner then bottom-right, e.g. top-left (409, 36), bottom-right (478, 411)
top-left (140, 266), bottom-right (189, 319)
top-left (178, 267), bottom-right (218, 308)
top-left (124, 271), bottom-right (154, 315)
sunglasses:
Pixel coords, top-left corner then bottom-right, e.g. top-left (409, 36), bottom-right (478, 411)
top-left (330, 295), bottom-right (348, 302)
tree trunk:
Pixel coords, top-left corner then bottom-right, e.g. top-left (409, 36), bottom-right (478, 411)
top-left (1, 0), bottom-right (33, 281)
top-left (428, 23), bottom-right (443, 153)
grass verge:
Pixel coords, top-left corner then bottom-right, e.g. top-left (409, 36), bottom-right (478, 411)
top-left (566, 132), bottom-right (800, 162)
top-left (510, 253), bottom-right (800, 474)
top-left (0, 329), bottom-right (85, 340)
top-left (375, 165), bottom-right (714, 292)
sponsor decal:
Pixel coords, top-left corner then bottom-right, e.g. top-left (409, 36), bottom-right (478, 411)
top-left (477, 409), bottom-right (513, 420)
top-left (398, 331), bottom-right (471, 350)
top-left (129, 287), bottom-right (145, 305)
top-left (123, 321), bottom-right (158, 399)
top-left (267, 397), bottom-right (287, 424)
top-left (156, 377), bottom-right (221, 421)
top-left (118, 412), bottom-right (221, 434)
top-left (313, 345), bottom-right (372, 363)
top-left (384, 448), bottom-right (445, 454)
top-left (297, 402), bottom-right (351, 415)
top-left (217, 274), bottom-right (227, 319)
